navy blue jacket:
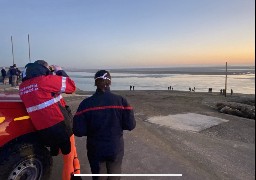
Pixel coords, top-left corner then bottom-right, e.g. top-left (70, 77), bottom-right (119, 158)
top-left (1, 69), bottom-right (6, 76)
top-left (10, 67), bottom-right (18, 76)
top-left (73, 88), bottom-right (136, 161)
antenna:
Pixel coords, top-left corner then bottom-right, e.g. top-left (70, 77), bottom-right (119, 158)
top-left (225, 62), bottom-right (227, 97)
top-left (28, 34), bottom-right (31, 63)
top-left (11, 36), bottom-right (15, 65)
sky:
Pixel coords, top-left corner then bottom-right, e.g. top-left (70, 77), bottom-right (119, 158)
top-left (0, 0), bottom-right (255, 69)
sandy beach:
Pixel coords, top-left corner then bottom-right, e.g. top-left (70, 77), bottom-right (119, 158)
top-left (0, 84), bottom-right (255, 179)
top-left (64, 89), bottom-right (254, 179)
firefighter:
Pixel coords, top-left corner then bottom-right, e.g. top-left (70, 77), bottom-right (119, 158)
top-left (19, 60), bottom-right (80, 180)
top-left (73, 70), bottom-right (136, 179)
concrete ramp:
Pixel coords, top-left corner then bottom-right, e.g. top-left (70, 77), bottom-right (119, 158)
top-left (147, 113), bottom-right (228, 132)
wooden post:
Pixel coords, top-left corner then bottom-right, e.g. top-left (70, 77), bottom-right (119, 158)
top-left (225, 62), bottom-right (227, 97)
top-left (28, 34), bottom-right (31, 63)
top-left (11, 36), bottom-right (15, 65)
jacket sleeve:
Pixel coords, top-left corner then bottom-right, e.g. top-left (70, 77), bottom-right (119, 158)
top-left (43, 75), bottom-right (76, 94)
top-left (56, 70), bottom-right (69, 77)
top-left (73, 101), bottom-right (88, 137)
top-left (122, 97), bottom-right (136, 131)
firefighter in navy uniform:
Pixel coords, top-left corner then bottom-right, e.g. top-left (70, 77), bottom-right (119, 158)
top-left (19, 60), bottom-right (81, 180)
top-left (73, 70), bottom-right (136, 180)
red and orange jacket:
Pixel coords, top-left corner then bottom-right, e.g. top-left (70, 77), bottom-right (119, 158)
top-left (19, 75), bottom-right (76, 131)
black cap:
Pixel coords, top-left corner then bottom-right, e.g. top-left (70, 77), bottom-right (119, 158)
top-left (22, 62), bottom-right (50, 81)
top-left (94, 70), bottom-right (111, 81)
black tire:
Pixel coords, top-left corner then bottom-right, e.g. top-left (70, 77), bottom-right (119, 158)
top-left (0, 143), bottom-right (52, 180)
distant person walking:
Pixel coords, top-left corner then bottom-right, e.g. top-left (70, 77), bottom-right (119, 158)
top-left (223, 89), bottom-right (226, 95)
top-left (73, 70), bottom-right (136, 179)
top-left (10, 64), bottom-right (18, 87)
top-left (7, 66), bottom-right (12, 84)
top-left (1, 67), bottom-right (6, 83)
top-left (16, 67), bottom-right (21, 86)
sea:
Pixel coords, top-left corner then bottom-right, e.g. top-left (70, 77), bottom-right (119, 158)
top-left (66, 66), bottom-right (255, 94)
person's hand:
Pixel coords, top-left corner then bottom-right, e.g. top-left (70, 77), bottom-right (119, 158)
top-left (48, 65), bottom-right (54, 72)
top-left (51, 65), bottom-right (62, 73)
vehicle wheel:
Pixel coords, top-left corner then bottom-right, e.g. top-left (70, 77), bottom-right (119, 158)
top-left (0, 143), bottom-right (52, 180)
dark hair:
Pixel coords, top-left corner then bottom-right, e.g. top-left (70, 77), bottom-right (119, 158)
top-left (94, 70), bottom-right (111, 80)
top-left (34, 60), bottom-right (48, 67)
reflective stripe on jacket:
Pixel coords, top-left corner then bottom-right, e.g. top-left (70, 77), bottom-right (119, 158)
top-left (19, 75), bottom-right (76, 130)
top-left (73, 88), bottom-right (136, 160)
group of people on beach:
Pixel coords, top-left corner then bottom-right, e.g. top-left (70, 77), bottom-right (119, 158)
top-left (220, 88), bottom-right (234, 95)
top-left (129, 85), bottom-right (135, 90)
top-left (17, 60), bottom-right (136, 180)
top-left (1, 64), bottom-right (22, 87)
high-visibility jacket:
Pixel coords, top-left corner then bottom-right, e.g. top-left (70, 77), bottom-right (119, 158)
top-left (19, 75), bottom-right (76, 130)
top-left (19, 67), bottom-right (81, 176)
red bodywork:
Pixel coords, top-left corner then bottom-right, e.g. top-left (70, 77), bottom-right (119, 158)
top-left (0, 93), bottom-right (36, 147)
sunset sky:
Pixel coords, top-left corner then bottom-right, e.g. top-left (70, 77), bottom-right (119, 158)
top-left (0, 0), bottom-right (255, 69)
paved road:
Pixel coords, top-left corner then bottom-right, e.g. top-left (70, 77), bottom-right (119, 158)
top-left (50, 95), bottom-right (255, 180)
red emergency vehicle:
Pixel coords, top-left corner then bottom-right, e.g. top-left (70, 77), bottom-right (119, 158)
top-left (0, 93), bottom-right (52, 180)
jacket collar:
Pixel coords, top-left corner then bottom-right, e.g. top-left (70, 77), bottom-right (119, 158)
top-left (95, 86), bottom-right (110, 94)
